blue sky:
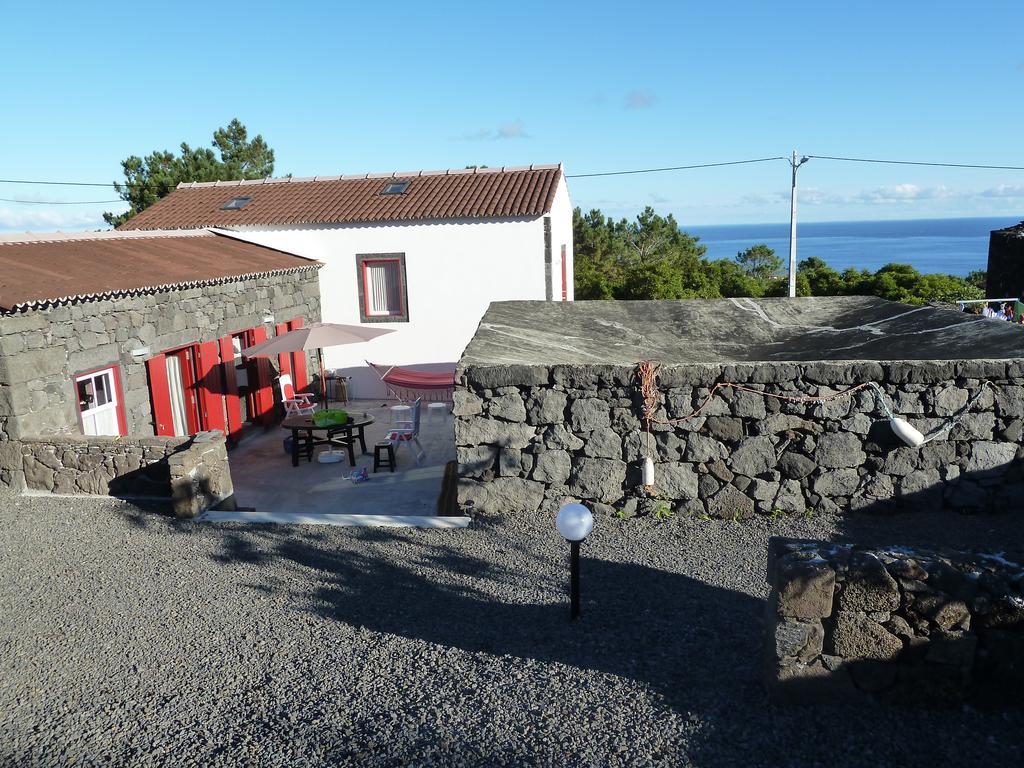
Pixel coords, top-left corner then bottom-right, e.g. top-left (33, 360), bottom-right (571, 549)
top-left (2, 0), bottom-right (1023, 231)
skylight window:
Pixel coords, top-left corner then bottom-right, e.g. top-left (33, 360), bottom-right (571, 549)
top-left (220, 196), bottom-right (253, 210)
top-left (381, 181), bottom-right (411, 195)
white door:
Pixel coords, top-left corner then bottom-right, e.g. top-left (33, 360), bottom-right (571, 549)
top-left (76, 368), bottom-right (122, 436)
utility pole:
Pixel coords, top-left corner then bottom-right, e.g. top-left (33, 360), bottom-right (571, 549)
top-left (788, 151), bottom-right (810, 298)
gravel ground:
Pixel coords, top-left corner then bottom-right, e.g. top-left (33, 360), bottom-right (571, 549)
top-left (2, 495), bottom-right (1023, 767)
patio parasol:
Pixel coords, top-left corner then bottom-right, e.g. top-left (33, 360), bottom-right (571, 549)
top-left (241, 322), bottom-right (393, 404)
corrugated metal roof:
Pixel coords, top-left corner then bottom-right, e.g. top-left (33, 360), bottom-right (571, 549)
top-left (118, 164), bottom-right (564, 231)
top-left (0, 230), bottom-right (320, 312)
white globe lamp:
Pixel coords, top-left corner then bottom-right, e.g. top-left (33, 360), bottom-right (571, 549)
top-left (556, 502), bottom-right (594, 620)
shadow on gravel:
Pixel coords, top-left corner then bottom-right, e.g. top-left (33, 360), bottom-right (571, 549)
top-left (191, 521), bottom-right (1024, 766)
top-left (204, 524), bottom-right (762, 718)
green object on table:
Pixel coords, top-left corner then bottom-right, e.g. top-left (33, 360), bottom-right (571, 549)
top-left (313, 409), bottom-right (349, 427)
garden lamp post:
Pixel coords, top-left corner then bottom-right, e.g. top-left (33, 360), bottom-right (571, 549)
top-left (556, 503), bottom-right (594, 620)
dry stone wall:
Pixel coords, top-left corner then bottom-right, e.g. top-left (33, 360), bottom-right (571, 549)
top-left (5, 430), bottom-right (232, 517)
top-left (455, 361), bottom-right (1024, 518)
top-left (765, 537), bottom-right (1024, 707)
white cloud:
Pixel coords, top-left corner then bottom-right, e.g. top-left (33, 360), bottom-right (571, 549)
top-left (980, 184), bottom-right (1024, 198)
top-left (624, 89), bottom-right (656, 109)
top-left (461, 120), bottom-right (530, 141)
top-left (0, 206), bottom-right (121, 233)
top-left (854, 183), bottom-right (955, 204)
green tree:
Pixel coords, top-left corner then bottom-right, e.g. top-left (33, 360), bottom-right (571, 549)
top-left (573, 206), bottom-right (709, 300)
top-left (104, 119), bottom-right (275, 227)
top-left (965, 270), bottom-right (987, 291)
top-left (574, 205), bottom-right (984, 307)
top-left (735, 243), bottom-right (783, 281)
top-left (798, 256), bottom-right (845, 295)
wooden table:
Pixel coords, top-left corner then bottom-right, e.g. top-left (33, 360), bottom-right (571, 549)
top-left (281, 414), bottom-right (374, 467)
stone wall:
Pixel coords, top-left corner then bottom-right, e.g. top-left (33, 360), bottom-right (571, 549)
top-left (765, 537), bottom-right (1024, 706)
top-left (5, 431), bottom-right (232, 517)
top-left (455, 361), bottom-right (1024, 518)
top-left (0, 268), bottom-right (321, 442)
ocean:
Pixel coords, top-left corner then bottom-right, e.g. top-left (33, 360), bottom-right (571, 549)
top-left (686, 216), bottom-right (1022, 277)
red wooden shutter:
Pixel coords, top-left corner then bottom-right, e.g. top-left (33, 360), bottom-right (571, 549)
top-left (145, 354), bottom-right (175, 437)
top-left (219, 335), bottom-right (243, 442)
top-left (275, 322), bottom-right (293, 382)
top-left (250, 326), bottom-right (276, 425)
top-left (289, 318), bottom-right (309, 391)
top-left (195, 341), bottom-right (227, 435)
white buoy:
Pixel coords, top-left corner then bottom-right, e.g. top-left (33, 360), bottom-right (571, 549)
top-left (890, 417), bottom-right (925, 448)
top-left (642, 457), bottom-right (655, 486)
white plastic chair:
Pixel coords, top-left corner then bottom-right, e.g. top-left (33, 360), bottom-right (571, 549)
top-left (387, 398), bottom-right (426, 465)
top-left (279, 373), bottom-right (317, 416)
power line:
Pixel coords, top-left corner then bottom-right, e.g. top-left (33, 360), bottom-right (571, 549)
top-left (565, 156), bottom-right (787, 178)
top-left (808, 154), bottom-right (1024, 171)
top-left (0, 178), bottom-right (116, 187)
top-left (0, 197), bottom-right (122, 205)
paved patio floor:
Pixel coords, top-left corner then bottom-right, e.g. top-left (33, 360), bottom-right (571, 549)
top-left (227, 400), bottom-right (454, 517)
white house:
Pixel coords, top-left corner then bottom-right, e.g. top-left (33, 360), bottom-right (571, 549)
top-left (121, 164), bottom-right (573, 397)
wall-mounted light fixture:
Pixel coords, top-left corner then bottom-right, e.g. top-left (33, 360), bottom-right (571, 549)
top-left (129, 346), bottom-right (151, 361)
top-left (262, 314), bottom-right (275, 324)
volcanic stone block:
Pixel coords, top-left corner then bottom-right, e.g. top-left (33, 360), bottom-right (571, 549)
top-left (656, 462), bottom-right (699, 499)
top-left (965, 442), bottom-right (1016, 474)
top-left (531, 450), bottom-right (571, 484)
top-left (707, 483), bottom-right (755, 520)
top-left (815, 432), bottom-right (866, 469)
top-left (457, 446), bottom-right (498, 478)
top-left (584, 427), bottom-right (623, 460)
top-left (543, 424), bottom-right (583, 451)
top-left (526, 389), bottom-right (567, 425)
top-left (778, 451), bottom-right (816, 480)
top-left (569, 457), bottom-right (626, 503)
top-left (929, 387), bottom-right (969, 417)
top-left (773, 479), bottom-right (805, 514)
top-left (813, 469), bottom-right (862, 497)
top-left (730, 436), bottom-right (776, 477)
top-left (837, 554), bottom-right (900, 612)
top-left (488, 392), bottom-right (527, 422)
top-left (703, 416), bottom-right (743, 443)
top-left (775, 561), bottom-right (836, 619)
top-left (731, 390), bottom-right (767, 418)
top-left (830, 613), bottom-right (903, 660)
top-left (455, 418), bottom-right (536, 449)
top-left (459, 476), bottom-right (546, 514)
top-left (774, 619), bottom-right (825, 661)
top-left (684, 434), bottom-right (727, 463)
top-left (569, 398), bottom-right (611, 432)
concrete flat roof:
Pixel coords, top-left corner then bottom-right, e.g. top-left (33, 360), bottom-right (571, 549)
top-left (461, 297), bottom-right (1024, 366)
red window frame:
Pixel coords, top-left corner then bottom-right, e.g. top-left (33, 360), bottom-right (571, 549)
top-left (356, 252), bottom-right (409, 323)
top-left (73, 364), bottom-right (128, 436)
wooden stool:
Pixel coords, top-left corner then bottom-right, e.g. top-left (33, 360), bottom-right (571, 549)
top-left (373, 441), bottom-right (395, 472)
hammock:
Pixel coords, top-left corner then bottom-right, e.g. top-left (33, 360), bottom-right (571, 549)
top-left (367, 361), bottom-right (455, 402)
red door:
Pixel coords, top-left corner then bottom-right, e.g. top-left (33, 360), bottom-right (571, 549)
top-left (195, 341), bottom-right (227, 435)
top-left (146, 355), bottom-right (175, 437)
top-left (249, 326), bottom-right (276, 425)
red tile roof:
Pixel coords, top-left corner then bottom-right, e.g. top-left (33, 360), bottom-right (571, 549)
top-left (118, 164), bottom-right (564, 231)
top-left (0, 230), bottom-right (320, 312)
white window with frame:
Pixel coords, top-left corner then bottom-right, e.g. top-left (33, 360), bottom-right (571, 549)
top-left (76, 367), bottom-right (125, 436)
top-left (357, 253), bottom-right (408, 322)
